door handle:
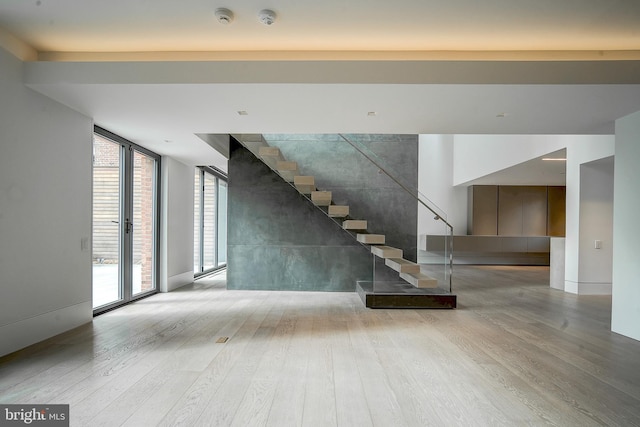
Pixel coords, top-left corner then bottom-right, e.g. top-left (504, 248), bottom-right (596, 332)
top-left (125, 218), bottom-right (134, 234)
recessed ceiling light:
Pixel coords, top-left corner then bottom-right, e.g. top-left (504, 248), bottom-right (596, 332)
top-left (237, 110), bottom-right (248, 116)
top-left (496, 112), bottom-right (508, 118)
top-left (367, 111), bottom-right (377, 116)
top-left (542, 158), bottom-right (567, 161)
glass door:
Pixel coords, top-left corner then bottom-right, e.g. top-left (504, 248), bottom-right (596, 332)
top-left (217, 180), bottom-right (228, 267)
top-left (92, 134), bottom-right (122, 308)
top-left (92, 128), bottom-right (159, 313)
top-left (193, 167), bottom-right (227, 276)
top-left (132, 149), bottom-right (157, 296)
top-left (202, 171), bottom-right (217, 271)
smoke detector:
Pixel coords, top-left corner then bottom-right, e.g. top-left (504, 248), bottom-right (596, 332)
top-left (258, 9), bottom-right (277, 25)
top-left (214, 8), bottom-right (234, 25)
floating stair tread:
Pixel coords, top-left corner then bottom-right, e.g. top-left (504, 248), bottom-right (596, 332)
top-left (233, 133), bottom-right (265, 144)
top-left (258, 146), bottom-right (284, 159)
top-left (385, 258), bottom-right (421, 274)
top-left (244, 141), bottom-right (268, 154)
top-left (294, 176), bottom-right (315, 194)
top-left (294, 175), bottom-right (314, 185)
top-left (400, 272), bottom-right (438, 288)
top-left (275, 161), bottom-right (298, 182)
top-left (358, 234), bottom-right (385, 245)
top-left (371, 245), bottom-right (402, 258)
top-left (311, 191), bottom-right (332, 206)
top-left (343, 220), bottom-right (367, 230)
top-left (328, 205), bottom-right (349, 217)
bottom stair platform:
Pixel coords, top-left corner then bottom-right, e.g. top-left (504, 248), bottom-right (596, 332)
top-left (356, 281), bottom-right (457, 309)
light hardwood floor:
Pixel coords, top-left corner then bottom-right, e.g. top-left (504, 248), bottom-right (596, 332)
top-left (2, 266), bottom-right (640, 426)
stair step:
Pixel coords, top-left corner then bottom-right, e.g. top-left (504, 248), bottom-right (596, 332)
top-left (244, 141), bottom-right (268, 155)
top-left (233, 134), bottom-right (266, 154)
top-left (276, 161), bottom-right (298, 182)
top-left (311, 191), bottom-right (332, 206)
top-left (233, 133), bottom-right (265, 144)
top-left (258, 146), bottom-right (284, 159)
top-left (400, 272), bottom-right (439, 288)
top-left (294, 176), bottom-right (315, 194)
top-left (358, 234), bottom-right (385, 244)
top-left (343, 220), bottom-right (367, 230)
top-left (371, 246), bottom-right (402, 259)
top-left (257, 146), bottom-right (285, 169)
top-left (328, 205), bottom-right (349, 218)
top-left (385, 258), bottom-right (421, 274)
top-left (371, 245), bottom-right (401, 258)
top-left (356, 282), bottom-right (456, 309)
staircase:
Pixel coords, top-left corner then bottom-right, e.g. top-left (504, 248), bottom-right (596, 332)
top-left (236, 134), bottom-right (455, 308)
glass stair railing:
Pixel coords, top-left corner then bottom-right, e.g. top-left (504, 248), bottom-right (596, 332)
top-left (339, 133), bottom-right (453, 293)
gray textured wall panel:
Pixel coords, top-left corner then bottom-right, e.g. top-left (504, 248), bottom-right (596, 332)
top-left (228, 139), bottom-right (374, 291)
top-left (227, 245), bottom-right (372, 291)
top-left (264, 134), bottom-right (418, 263)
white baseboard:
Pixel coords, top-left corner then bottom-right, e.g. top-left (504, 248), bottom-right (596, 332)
top-left (0, 301), bottom-right (92, 357)
top-left (564, 280), bottom-right (612, 295)
top-left (166, 271), bottom-right (194, 292)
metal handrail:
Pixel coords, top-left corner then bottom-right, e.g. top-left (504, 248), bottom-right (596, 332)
top-left (338, 134), bottom-right (453, 292)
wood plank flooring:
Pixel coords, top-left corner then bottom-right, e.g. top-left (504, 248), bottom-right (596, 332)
top-left (2, 265), bottom-right (640, 426)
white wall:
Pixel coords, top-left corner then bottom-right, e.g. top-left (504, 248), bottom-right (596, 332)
top-left (612, 110), bottom-right (640, 341)
top-left (160, 157), bottom-right (195, 292)
top-left (563, 137), bottom-right (615, 294)
top-left (573, 158), bottom-right (614, 293)
top-left (0, 47), bottom-right (93, 357)
top-left (418, 135), bottom-right (467, 239)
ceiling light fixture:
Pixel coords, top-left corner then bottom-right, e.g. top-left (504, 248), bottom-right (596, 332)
top-left (214, 8), bottom-right (234, 25)
top-left (367, 111), bottom-right (377, 116)
top-left (496, 112), bottom-right (508, 118)
top-left (237, 110), bottom-right (248, 115)
top-left (258, 9), bottom-right (277, 25)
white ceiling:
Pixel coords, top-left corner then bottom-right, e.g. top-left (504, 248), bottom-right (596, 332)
top-left (2, 0), bottom-right (640, 180)
top-left (2, 0), bottom-right (640, 52)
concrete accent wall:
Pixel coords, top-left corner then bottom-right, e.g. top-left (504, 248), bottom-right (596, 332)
top-left (264, 134), bottom-right (419, 263)
top-left (227, 140), bottom-right (373, 291)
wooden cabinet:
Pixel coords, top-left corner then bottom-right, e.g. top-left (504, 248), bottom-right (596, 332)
top-left (468, 185), bottom-right (566, 237)
top-left (467, 185), bottom-right (498, 235)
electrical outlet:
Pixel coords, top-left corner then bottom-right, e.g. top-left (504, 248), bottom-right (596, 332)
top-left (594, 240), bottom-right (602, 249)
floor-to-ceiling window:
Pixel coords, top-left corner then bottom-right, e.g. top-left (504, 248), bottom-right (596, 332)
top-left (92, 127), bottom-right (160, 313)
top-left (194, 166), bottom-right (227, 276)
